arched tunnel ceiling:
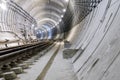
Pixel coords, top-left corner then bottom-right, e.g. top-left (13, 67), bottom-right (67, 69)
top-left (13, 0), bottom-right (66, 28)
top-left (12, 0), bottom-right (102, 40)
top-left (12, 0), bottom-right (68, 40)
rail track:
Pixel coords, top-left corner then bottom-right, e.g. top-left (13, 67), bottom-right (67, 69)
top-left (0, 41), bottom-right (53, 80)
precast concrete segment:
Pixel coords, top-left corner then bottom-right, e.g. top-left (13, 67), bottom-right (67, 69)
top-left (66, 0), bottom-right (120, 80)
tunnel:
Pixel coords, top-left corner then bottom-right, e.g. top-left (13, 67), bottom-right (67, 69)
top-left (0, 0), bottom-right (120, 80)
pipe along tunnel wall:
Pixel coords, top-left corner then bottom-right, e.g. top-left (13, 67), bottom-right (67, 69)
top-left (66, 0), bottom-right (120, 80)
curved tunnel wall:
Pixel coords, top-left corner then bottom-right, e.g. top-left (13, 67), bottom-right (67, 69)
top-left (0, 0), bottom-right (37, 48)
top-left (66, 0), bottom-right (120, 80)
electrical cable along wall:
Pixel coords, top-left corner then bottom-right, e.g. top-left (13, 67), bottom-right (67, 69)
top-left (0, 0), bottom-right (37, 48)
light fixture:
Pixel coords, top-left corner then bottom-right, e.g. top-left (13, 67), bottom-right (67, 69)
top-left (63, 9), bottom-right (66, 12)
top-left (65, 0), bottom-right (69, 2)
top-left (61, 15), bottom-right (64, 18)
top-left (39, 30), bottom-right (41, 33)
top-left (59, 19), bottom-right (62, 22)
top-left (34, 27), bottom-right (38, 30)
top-left (0, 3), bottom-right (7, 10)
top-left (55, 23), bottom-right (59, 26)
top-left (53, 26), bottom-right (55, 28)
top-left (32, 24), bottom-right (35, 27)
top-left (31, 24), bottom-right (35, 29)
top-left (36, 32), bottom-right (39, 34)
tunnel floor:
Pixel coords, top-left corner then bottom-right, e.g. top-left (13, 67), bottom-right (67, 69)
top-left (15, 44), bottom-right (78, 80)
top-left (43, 45), bottom-right (78, 80)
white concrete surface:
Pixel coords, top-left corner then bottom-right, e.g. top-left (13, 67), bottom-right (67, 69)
top-left (44, 45), bottom-right (78, 80)
top-left (66, 0), bottom-right (120, 80)
top-left (17, 44), bottom-right (59, 80)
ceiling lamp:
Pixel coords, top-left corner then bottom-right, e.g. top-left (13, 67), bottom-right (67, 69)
top-left (0, 3), bottom-right (7, 10)
top-left (61, 15), bottom-right (64, 18)
top-left (55, 23), bottom-right (59, 26)
top-left (65, 0), bottom-right (69, 2)
top-left (63, 9), bottom-right (66, 12)
top-left (59, 19), bottom-right (62, 22)
top-left (32, 24), bottom-right (35, 27)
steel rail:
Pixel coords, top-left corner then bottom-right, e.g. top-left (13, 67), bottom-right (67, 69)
top-left (0, 41), bottom-right (53, 67)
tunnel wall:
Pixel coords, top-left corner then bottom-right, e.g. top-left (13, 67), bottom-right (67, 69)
top-left (67, 0), bottom-right (120, 80)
